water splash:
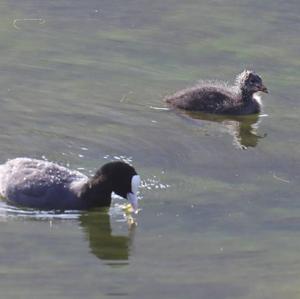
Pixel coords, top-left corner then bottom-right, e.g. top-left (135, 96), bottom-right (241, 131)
top-left (141, 176), bottom-right (170, 191)
top-left (103, 154), bottom-right (133, 165)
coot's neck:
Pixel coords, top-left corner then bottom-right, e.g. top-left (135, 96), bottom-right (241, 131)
top-left (80, 177), bottom-right (112, 207)
top-left (238, 86), bottom-right (261, 114)
top-left (240, 87), bottom-right (255, 103)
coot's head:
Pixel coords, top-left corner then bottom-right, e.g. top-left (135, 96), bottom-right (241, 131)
top-left (236, 70), bottom-right (268, 94)
top-left (97, 161), bottom-right (141, 211)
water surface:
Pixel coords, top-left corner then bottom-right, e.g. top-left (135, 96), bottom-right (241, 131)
top-left (0, 0), bottom-right (299, 298)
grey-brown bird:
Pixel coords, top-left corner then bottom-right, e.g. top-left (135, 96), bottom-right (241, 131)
top-left (165, 70), bottom-right (268, 115)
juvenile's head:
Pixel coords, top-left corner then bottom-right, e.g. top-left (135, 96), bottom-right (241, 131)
top-left (236, 70), bottom-right (268, 95)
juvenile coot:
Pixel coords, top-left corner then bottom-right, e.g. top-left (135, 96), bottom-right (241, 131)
top-left (165, 70), bottom-right (268, 115)
top-left (0, 158), bottom-right (140, 211)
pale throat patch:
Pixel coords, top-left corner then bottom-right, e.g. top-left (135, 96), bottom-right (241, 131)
top-left (131, 175), bottom-right (141, 194)
top-left (253, 93), bottom-right (263, 106)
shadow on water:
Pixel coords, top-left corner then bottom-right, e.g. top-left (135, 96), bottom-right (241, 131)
top-left (178, 110), bottom-right (267, 149)
top-left (79, 211), bottom-right (135, 266)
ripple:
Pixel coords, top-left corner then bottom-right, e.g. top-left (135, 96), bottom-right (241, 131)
top-left (0, 201), bottom-right (82, 220)
top-left (103, 154), bottom-right (133, 165)
top-left (0, 194), bottom-right (136, 222)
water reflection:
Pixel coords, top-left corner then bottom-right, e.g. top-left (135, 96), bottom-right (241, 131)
top-left (79, 211), bottom-right (135, 266)
top-left (181, 111), bottom-right (266, 149)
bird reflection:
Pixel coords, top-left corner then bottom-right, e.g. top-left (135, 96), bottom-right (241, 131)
top-left (181, 111), bottom-right (266, 149)
top-left (79, 211), bottom-right (136, 266)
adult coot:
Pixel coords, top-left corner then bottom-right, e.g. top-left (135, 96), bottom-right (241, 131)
top-left (165, 70), bottom-right (268, 115)
top-left (0, 158), bottom-right (140, 211)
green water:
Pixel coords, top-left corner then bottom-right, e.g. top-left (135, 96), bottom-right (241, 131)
top-left (0, 0), bottom-right (299, 298)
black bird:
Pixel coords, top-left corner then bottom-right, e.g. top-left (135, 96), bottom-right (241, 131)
top-left (0, 158), bottom-right (140, 211)
top-left (165, 70), bottom-right (268, 115)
